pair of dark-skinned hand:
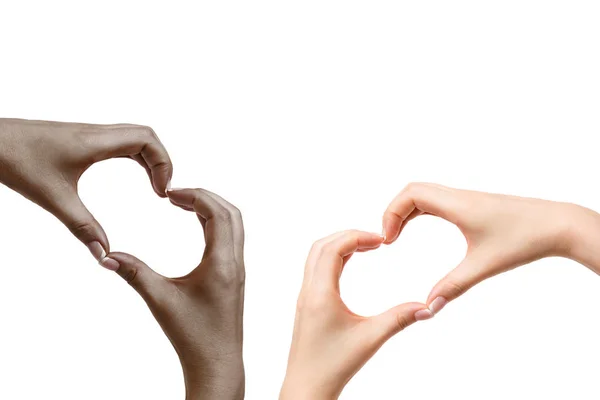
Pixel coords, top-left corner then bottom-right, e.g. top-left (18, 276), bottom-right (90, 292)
top-left (0, 119), bottom-right (245, 399)
top-left (3, 119), bottom-right (600, 399)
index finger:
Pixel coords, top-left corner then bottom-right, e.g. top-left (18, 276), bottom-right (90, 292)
top-left (382, 182), bottom-right (463, 244)
top-left (87, 124), bottom-right (173, 198)
top-left (167, 188), bottom-right (244, 263)
top-left (311, 230), bottom-right (384, 290)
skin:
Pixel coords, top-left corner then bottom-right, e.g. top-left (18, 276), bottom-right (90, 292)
top-left (0, 118), bottom-right (173, 265)
top-left (108, 188), bottom-right (246, 400)
top-left (280, 230), bottom-right (430, 400)
top-left (382, 182), bottom-right (600, 314)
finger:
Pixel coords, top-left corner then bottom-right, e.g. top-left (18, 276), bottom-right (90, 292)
top-left (107, 252), bottom-right (167, 302)
top-left (313, 230), bottom-right (384, 289)
top-left (366, 302), bottom-right (430, 346)
top-left (130, 154), bottom-right (154, 185)
top-left (167, 188), bottom-right (244, 262)
top-left (169, 198), bottom-right (194, 212)
top-left (383, 182), bottom-right (463, 244)
top-left (425, 252), bottom-right (488, 315)
top-left (303, 231), bottom-right (350, 287)
top-left (390, 208), bottom-right (424, 242)
top-left (51, 190), bottom-right (111, 265)
top-left (88, 125), bottom-right (173, 198)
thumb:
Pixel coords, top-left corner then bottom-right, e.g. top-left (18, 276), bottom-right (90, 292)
top-left (53, 191), bottom-right (110, 265)
top-left (425, 254), bottom-right (485, 315)
top-left (365, 302), bottom-right (430, 347)
top-left (106, 252), bottom-right (166, 301)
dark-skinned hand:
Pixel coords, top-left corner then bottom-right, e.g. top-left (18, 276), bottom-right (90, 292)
top-left (0, 118), bottom-right (173, 266)
top-left (105, 188), bottom-right (245, 400)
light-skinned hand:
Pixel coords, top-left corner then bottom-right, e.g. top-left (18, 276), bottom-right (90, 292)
top-left (280, 230), bottom-right (430, 400)
top-left (382, 182), bottom-right (599, 315)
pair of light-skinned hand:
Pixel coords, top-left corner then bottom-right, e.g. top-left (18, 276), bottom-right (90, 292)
top-left (2, 119), bottom-right (600, 399)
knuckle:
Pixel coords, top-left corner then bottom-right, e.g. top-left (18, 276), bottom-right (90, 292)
top-left (320, 242), bottom-right (338, 257)
top-left (222, 204), bottom-right (243, 226)
top-left (68, 219), bottom-right (96, 240)
top-left (206, 254), bottom-right (245, 286)
top-left (396, 314), bottom-right (410, 331)
top-left (138, 125), bottom-right (157, 138)
top-left (122, 266), bottom-right (139, 285)
top-left (216, 208), bottom-right (234, 222)
top-left (229, 205), bottom-right (243, 222)
top-left (214, 264), bottom-right (245, 287)
top-left (310, 240), bottom-right (324, 255)
top-left (404, 182), bottom-right (424, 195)
top-left (151, 160), bottom-right (171, 172)
top-left (444, 280), bottom-right (466, 299)
top-left (346, 230), bottom-right (361, 243)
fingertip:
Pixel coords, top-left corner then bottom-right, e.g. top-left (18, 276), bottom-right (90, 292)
top-left (150, 164), bottom-right (173, 199)
top-left (165, 187), bottom-right (191, 202)
top-left (86, 241), bottom-right (107, 261)
top-left (99, 256), bottom-right (120, 271)
top-left (153, 181), bottom-right (169, 198)
top-left (73, 222), bottom-right (109, 262)
top-left (415, 308), bottom-right (434, 321)
top-left (358, 232), bottom-right (386, 250)
top-left (382, 214), bottom-right (401, 244)
top-left (380, 227), bottom-right (388, 244)
top-left (108, 252), bottom-right (146, 284)
top-left (428, 296), bottom-right (448, 315)
top-left (107, 251), bottom-right (141, 266)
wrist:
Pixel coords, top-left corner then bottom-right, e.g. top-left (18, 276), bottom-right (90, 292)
top-left (0, 119), bottom-right (12, 168)
top-left (183, 358), bottom-right (245, 400)
top-left (280, 387), bottom-right (335, 400)
top-left (558, 203), bottom-right (600, 274)
top-left (280, 377), bottom-right (340, 400)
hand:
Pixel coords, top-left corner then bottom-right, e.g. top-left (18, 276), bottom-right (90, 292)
top-left (382, 182), bottom-right (586, 314)
top-left (280, 230), bottom-right (430, 400)
top-left (105, 188), bottom-right (245, 400)
top-left (0, 118), bottom-right (172, 267)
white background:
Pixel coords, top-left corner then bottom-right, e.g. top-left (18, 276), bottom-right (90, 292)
top-left (1, 1), bottom-right (599, 399)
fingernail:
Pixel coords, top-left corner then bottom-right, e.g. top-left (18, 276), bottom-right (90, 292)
top-left (429, 296), bottom-right (448, 315)
top-left (166, 187), bottom-right (184, 193)
top-left (165, 180), bottom-right (172, 195)
top-left (100, 257), bottom-right (120, 271)
top-left (87, 241), bottom-right (106, 261)
top-left (381, 227), bottom-right (387, 242)
top-left (415, 309), bottom-right (434, 321)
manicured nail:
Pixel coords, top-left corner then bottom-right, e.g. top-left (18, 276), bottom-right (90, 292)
top-left (165, 180), bottom-right (172, 195)
top-left (87, 241), bottom-right (106, 261)
top-left (415, 309), bottom-right (434, 321)
top-left (100, 257), bottom-right (120, 271)
top-left (429, 296), bottom-right (448, 315)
